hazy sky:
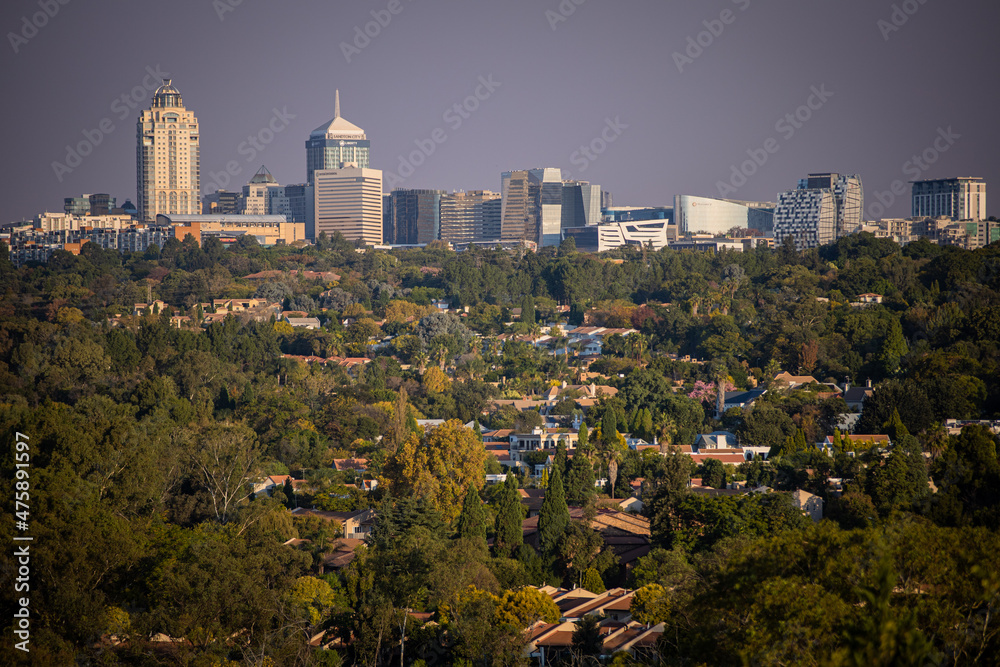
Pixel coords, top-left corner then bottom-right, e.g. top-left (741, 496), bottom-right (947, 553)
top-left (2, 0), bottom-right (997, 223)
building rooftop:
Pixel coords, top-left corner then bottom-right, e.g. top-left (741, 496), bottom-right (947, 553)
top-left (310, 90), bottom-right (366, 139)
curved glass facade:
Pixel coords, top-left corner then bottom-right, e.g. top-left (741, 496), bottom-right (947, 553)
top-left (675, 195), bottom-right (774, 235)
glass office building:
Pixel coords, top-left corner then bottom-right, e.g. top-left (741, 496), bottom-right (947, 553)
top-left (674, 196), bottom-right (774, 235)
top-left (389, 189), bottom-right (444, 245)
top-left (500, 168), bottom-right (563, 247)
top-left (305, 91), bottom-right (370, 183)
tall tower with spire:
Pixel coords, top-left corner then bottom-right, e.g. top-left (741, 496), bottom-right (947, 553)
top-left (136, 79), bottom-right (201, 222)
top-left (305, 90), bottom-right (370, 183)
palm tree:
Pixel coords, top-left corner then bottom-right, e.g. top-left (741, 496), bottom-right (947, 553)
top-left (413, 350), bottom-right (429, 375)
top-left (433, 342), bottom-right (448, 371)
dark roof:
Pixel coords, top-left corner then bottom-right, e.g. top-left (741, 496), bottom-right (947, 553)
top-left (724, 390), bottom-right (766, 403)
top-left (844, 387), bottom-right (873, 402)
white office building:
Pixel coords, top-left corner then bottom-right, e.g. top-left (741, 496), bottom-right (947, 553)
top-left (313, 167), bottom-right (383, 245)
top-left (562, 220), bottom-right (672, 252)
top-left (674, 195), bottom-right (775, 235)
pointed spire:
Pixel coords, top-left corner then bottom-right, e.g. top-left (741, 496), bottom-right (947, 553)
top-left (334, 89), bottom-right (341, 118)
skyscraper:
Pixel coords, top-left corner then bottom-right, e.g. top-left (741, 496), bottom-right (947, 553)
top-left (388, 189), bottom-right (444, 245)
top-left (774, 189), bottom-right (837, 249)
top-left (500, 168), bottom-right (562, 247)
top-left (912, 177), bottom-right (986, 221)
top-left (440, 190), bottom-right (502, 245)
top-left (136, 79), bottom-right (201, 223)
top-left (773, 173), bottom-right (862, 249)
top-left (798, 173), bottom-right (863, 236)
top-left (561, 181), bottom-right (602, 229)
top-left (305, 90), bottom-right (370, 183)
top-left (242, 166), bottom-right (288, 216)
top-left (313, 166), bottom-right (382, 245)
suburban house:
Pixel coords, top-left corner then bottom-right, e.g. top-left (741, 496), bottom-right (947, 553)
top-left (695, 431), bottom-right (739, 450)
top-left (854, 293), bottom-right (884, 306)
top-left (721, 389), bottom-right (767, 414)
top-left (316, 537), bottom-right (365, 573)
top-left (250, 474), bottom-right (302, 496)
top-left (133, 300), bottom-right (172, 316)
top-left (332, 458), bottom-right (368, 473)
top-left (819, 433), bottom-right (891, 453)
top-left (526, 587), bottom-right (662, 665)
top-left (843, 385), bottom-right (874, 412)
top-left (282, 315), bottom-right (322, 329)
top-left (509, 428), bottom-right (580, 462)
top-left (522, 507), bottom-right (651, 573)
top-left (792, 489), bottom-right (824, 521)
top-left (290, 507), bottom-right (376, 540)
top-left (772, 373), bottom-right (820, 389)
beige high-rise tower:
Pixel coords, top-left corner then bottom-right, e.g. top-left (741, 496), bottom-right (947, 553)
top-left (137, 79), bottom-right (200, 223)
top-left (313, 167), bottom-right (383, 245)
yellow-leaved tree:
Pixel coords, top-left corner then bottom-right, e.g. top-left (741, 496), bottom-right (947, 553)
top-left (383, 420), bottom-right (486, 522)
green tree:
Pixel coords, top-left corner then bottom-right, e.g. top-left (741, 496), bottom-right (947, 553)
top-left (538, 465), bottom-right (570, 556)
top-left (701, 458), bottom-right (727, 489)
top-left (520, 295), bottom-right (536, 324)
top-left (289, 576), bottom-right (337, 627)
top-left (456, 487), bottom-right (489, 543)
top-left (577, 422), bottom-right (591, 454)
top-left (494, 474), bottom-right (524, 558)
top-left (580, 567), bottom-right (606, 594)
top-left (565, 451), bottom-right (596, 505)
top-left (630, 583), bottom-right (671, 625)
top-left (189, 421), bottom-right (262, 524)
top-left (572, 613), bottom-right (604, 660)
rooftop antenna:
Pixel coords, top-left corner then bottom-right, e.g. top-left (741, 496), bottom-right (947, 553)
top-left (334, 89), bottom-right (340, 118)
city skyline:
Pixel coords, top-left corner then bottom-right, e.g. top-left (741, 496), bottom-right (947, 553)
top-left (1, 0), bottom-right (998, 225)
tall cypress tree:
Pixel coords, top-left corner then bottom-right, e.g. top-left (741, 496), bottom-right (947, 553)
top-left (494, 474), bottom-right (523, 558)
top-left (521, 295), bottom-right (536, 324)
top-left (456, 487), bottom-right (488, 543)
top-left (602, 411), bottom-right (618, 446)
top-left (641, 409), bottom-right (654, 442)
top-left (538, 465), bottom-right (570, 556)
top-left (566, 451), bottom-right (596, 505)
top-left (554, 441), bottom-right (569, 476)
top-left (577, 423), bottom-right (590, 454)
